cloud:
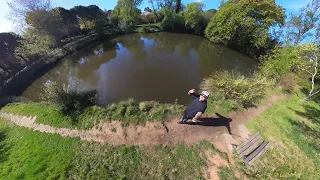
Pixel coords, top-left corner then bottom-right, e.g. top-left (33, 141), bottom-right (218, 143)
top-left (195, 0), bottom-right (203, 2)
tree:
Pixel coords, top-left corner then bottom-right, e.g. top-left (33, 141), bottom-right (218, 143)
top-left (297, 44), bottom-right (320, 102)
top-left (160, 8), bottom-right (184, 32)
top-left (184, 2), bottom-right (207, 35)
top-left (26, 10), bottom-right (68, 42)
top-left (175, 0), bottom-right (182, 13)
top-left (204, 9), bottom-right (217, 20)
top-left (7, 0), bottom-right (52, 33)
top-left (16, 10), bottom-right (68, 61)
top-left (205, 0), bottom-right (285, 58)
top-left (144, 7), bottom-right (152, 12)
top-left (112, 0), bottom-right (143, 23)
top-left (148, 0), bottom-right (162, 21)
top-left (285, 0), bottom-right (320, 45)
top-left (71, 5), bottom-right (107, 33)
top-left (51, 7), bottom-right (81, 36)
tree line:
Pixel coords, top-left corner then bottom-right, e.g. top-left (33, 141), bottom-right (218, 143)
top-left (1, 1), bottom-right (108, 85)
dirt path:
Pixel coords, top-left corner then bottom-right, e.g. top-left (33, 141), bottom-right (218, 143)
top-left (0, 95), bottom-right (283, 146)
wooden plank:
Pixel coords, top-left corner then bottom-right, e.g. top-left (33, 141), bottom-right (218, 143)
top-left (237, 134), bottom-right (262, 155)
top-left (239, 138), bottom-right (263, 158)
top-left (237, 133), bottom-right (259, 150)
top-left (248, 142), bottom-right (270, 166)
top-left (236, 133), bottom-right (260, 151)
top-left (244, 142), bottom-right (269, 164)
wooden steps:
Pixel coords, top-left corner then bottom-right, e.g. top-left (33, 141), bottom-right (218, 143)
top-left (236, 133), bottom-right (270, 165)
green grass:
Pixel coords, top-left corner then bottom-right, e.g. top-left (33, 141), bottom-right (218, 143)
top-left (2, 102), bottom-right (78, 128)
top-left (0, 118), bottom-right (225, 179)
top-left (71, 141), bottom-right (220, 180)
top-left (244, 91), bottom-right (320, 179)
top-left (1, 99), bottom-right (185, 129)
top-left (218, 167), bottom-right (237, 180)
top-left (135, 23), bottom-right (162, 33)
top-left (0, 119), bottom-right (76, 179)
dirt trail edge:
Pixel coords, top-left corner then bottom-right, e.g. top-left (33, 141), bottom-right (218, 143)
top-left (0, 95), bottom-right (283, 146)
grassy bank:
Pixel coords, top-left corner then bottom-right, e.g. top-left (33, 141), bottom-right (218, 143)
top-left (0, 119), bottom-right (76, 179)
top-left (242, 91), bottom-right (320, 179)
top-left (0, 118), bottom-right (227, 179)
top-left (1, 99), bottom-right (185, 129)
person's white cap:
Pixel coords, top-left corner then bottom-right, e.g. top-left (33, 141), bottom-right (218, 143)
top-left (201, 91), bottom-right (210, 98)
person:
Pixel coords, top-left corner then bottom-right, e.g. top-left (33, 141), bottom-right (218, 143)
top-left (178, 89), bottom-right (209, 124)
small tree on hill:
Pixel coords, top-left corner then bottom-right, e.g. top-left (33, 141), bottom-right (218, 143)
top-left (298, 44), bottom-right (320, 102)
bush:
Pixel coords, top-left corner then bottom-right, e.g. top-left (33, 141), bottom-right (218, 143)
top-left (110, 14), bottom-right (120, 26)
top-left (40, 82), bottom-right (97, 115)
top-left (279, 73), bottom-right (297, 92)
top-left (141, 12), bottom-right (157, 24)
top-left (259, 47), bottom-right (301, 80)
top-left (139, 101), bottom-right (156, 112)
top-left (140, 25), bottom-right (152, 33)
top-left (201, 70), bottom-right (271, 109)
top-left (102, 99), bottom-right (184, 125)
top-left (160, 8), bottom-right (185, 33)
top-left (118, 19), bottom-right (134, 33)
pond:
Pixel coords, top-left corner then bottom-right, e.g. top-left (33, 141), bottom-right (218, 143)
top-left (22, 32), bottom-right (256, 105)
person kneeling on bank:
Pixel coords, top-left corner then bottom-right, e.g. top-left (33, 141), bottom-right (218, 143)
top-left (178, 89), bottom-right (209, 124)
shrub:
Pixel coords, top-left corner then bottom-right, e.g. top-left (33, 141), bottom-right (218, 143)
top-left (201, 70), bottom-right (271, 109)
top-left (279, 73), bottom-right (297, 92)
top-left (259, 46), bottom-right (301, 80)
top-left (141, 12), bottom-right (157, 24)
top-left (118, 19), bottom-right (133, 33)
top-left (139, 101), bottom-right (156, 112)
top-left (40, 82), bottom-right (97, 115)
top-left (140, 25), bottom-right (151, 33)
top-left (102, 99), bottom-right (184, 125)
top-left (160, 8), bottom-right (185, 33)
top-left (110, 14), bottom-right (120, 26)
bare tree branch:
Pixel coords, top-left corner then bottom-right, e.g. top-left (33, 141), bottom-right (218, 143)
top-left (301, 52), bottom-right (319, 102)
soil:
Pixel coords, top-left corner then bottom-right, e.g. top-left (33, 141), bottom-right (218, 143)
top-left (0, 94), bottom-right (283, 146)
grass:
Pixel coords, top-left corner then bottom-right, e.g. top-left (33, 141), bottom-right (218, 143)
top-left (218, 167), bottom-right (238, 180)
top-left (244, 91), bottom-right (320, 179)
top-left (71, 141), bottom-right (220, 180)
top-left (135, 23), bottom-right (162, 33)
top-left (0, 119), bottom-right (76, 179)
top-left (1, 99), bottom-right (185, 129)
top-left (0, 117), bottom-right (226, 179)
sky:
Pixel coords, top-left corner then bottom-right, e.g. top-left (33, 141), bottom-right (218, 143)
top-left (0, 0), bottom-right (312, 33)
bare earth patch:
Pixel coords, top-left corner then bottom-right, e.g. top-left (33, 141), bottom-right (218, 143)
top-left (203, 150), bottom-right (229, 180)
top-left (0, 94), bottom-right (284, 146)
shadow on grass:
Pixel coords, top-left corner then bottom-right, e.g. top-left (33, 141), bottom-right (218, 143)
top-left (291, 105), bottom-right (320, 126)
top-left (299, 87), bottom-right (320, 103)
top-left (186, 113), bottom-right (233, 134)
top-left (0, 131), bottom-right (8, 163)
top-left (289, 105), bottom-right (320, 152)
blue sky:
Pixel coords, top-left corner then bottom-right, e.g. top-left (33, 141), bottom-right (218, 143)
top-left (0, 0), bottom-right (312, 33)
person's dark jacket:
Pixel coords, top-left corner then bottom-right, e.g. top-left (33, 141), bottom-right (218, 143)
top-left (183, 93), bottom-right (207, 119)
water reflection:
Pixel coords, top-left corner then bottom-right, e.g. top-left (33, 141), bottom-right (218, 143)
top-left (22, 32), bottom-right (256, 105)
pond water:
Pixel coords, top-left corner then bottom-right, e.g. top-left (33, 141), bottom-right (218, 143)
top-left (22, 32), bottom-right (256, 105)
